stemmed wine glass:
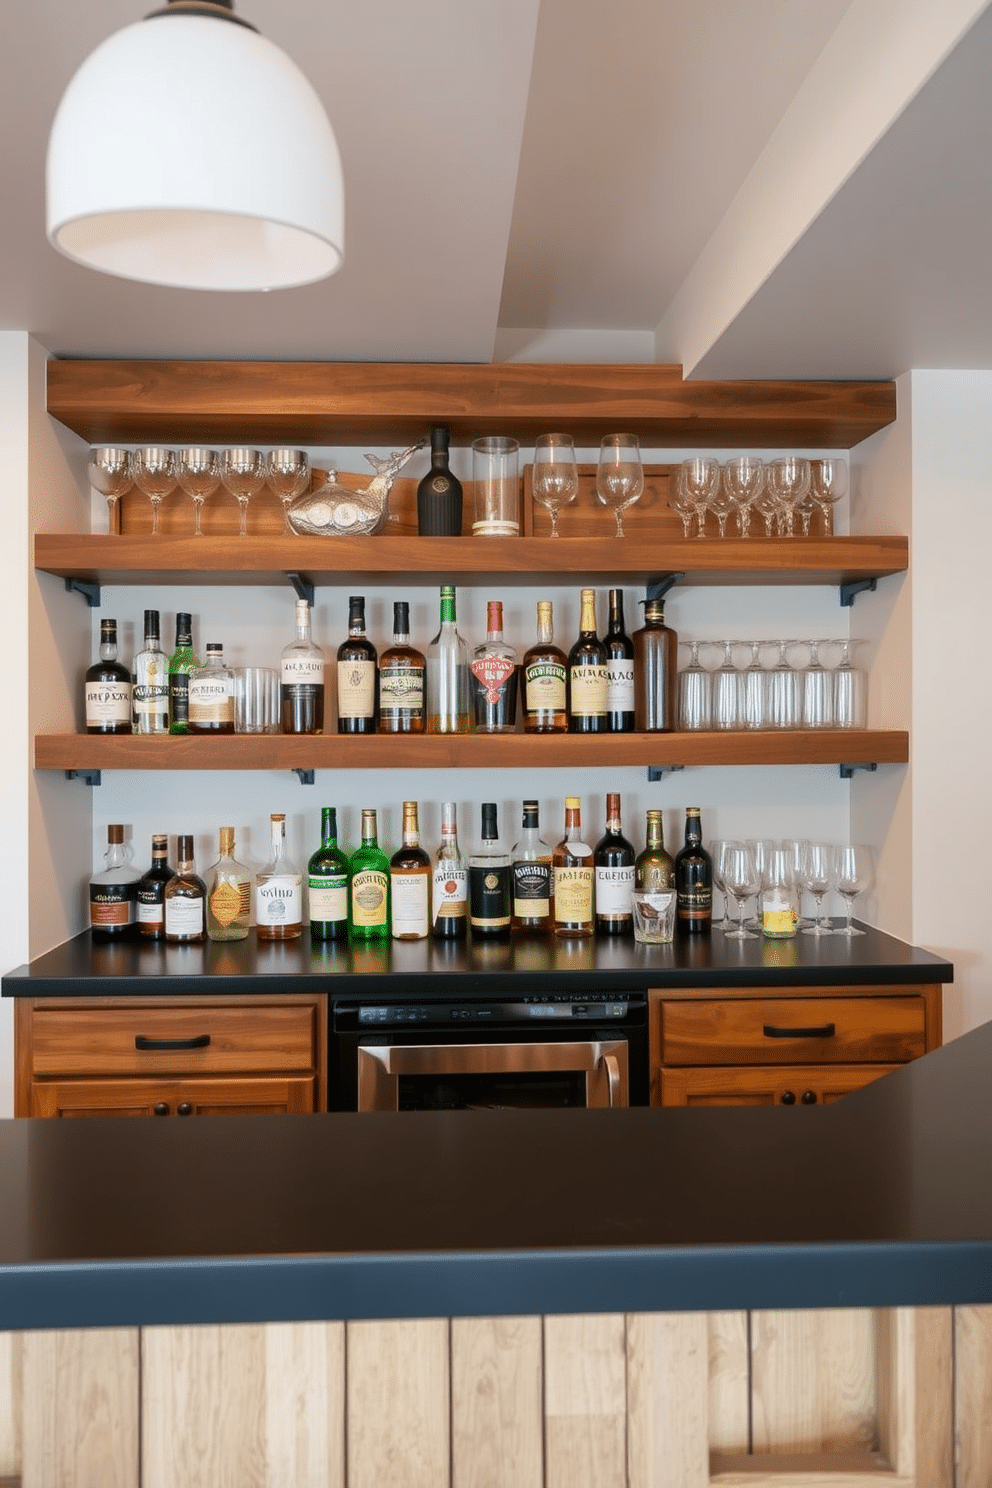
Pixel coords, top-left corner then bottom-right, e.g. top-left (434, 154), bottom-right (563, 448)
top-left (709, 840), bottom-right (733, 928)
top-left (741, 640), bottom-right (770, 730)
top-left (711, 640), bottom-right (743, 730)
top-left (833, 845), bottom-right (873, 936)
top-left (265, 448), bottom-right (310, 533)
top-left (678, 457), bottom-right (719, 538)
top-left (766, 456), bottom-right (810, 537)
top-left (767, 639), bottom-right (803, 729)
top-left (723, 456), bottom-right (764, 538)
top-left (88, 448), bottom-right (132, 534)
top-left (801, 639), bottom-right (834, 729)
top-left (832, 638), bottom-right (867, 729)
top-left (678, 640), bottom-right (712, 730)
top-left (131, 447), bottom-right (177, 537)
top-left (532, 433), bottom-right (578, 537)
top-left (176, 447), bottom-right (220, 537)
top-left (799, 842), bottom-right (834, 936)
top-left (596, 434), bottom-right (643, 537)
top-left (707, 474), bottom-right (735, 537)
top-left (722, 842), bottom-right (760, 939)
top-left (221, 447), bottom-right (266, 537)
top-left (667, 471), bottom-right (695, 536)
top-left (810, 458), bottom-right (849, 536)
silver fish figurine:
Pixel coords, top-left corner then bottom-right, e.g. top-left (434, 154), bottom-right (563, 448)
top-left (286, 439), bottom-right (427, 536)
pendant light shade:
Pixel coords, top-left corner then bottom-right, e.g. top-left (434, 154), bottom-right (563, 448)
top-left (46, 3), bottom-right (344, 291)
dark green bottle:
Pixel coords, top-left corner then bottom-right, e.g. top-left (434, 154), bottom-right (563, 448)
top-left (308, 807), bottom-right (350, 941)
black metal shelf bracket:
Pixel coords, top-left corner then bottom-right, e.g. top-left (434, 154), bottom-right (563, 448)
top-left (64, 577), bottom-right (101, 608)
top-left (840, 577), bottom-right (876, 608)
top-left (66, 769), bottom-right (101, 786)
top-left (647, 764), bottom-right (685, 782)
top-left (839, 762), bottom-right (878, 779)
top-left (285, 572), bottom-right (315, 607)
top-left (293, 768), bottom-right (315, 785)
top-left (645, 573), bottom-right (684, 603)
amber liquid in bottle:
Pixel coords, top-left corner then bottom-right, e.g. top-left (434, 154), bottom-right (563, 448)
top-left (390, 800), bottom-right (431, 941)
top-left (378, 600), bottom-right (425, 734)
top-left (337, 594), bottom-right (378, 734)
top-left (593, 792), bottom-right (635, 936)
top-left (522, 600), bottom-right (568, 733)
top-left (552, 797), bottom-right (594, 937)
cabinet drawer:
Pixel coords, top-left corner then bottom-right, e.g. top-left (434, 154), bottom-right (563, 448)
top-left (28, 1074), bottom-right (318, 1118)
top-left (28, 1003), bottom-right (319, 1077)
top-left (657, 1063), bottom-right (896, 1107)
top-left (659, 997), bottom-right (926, 1066)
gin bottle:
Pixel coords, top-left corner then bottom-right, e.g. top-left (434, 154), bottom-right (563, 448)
top-left (255, 813), bottom-right (303, 940)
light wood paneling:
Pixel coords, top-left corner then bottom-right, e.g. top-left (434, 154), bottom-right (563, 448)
top-left (264, 1324), bottom-right (345, 1488)
top-left (751, 1309), bottom-right (877, 1454)
top-left (627, 1312), bottom-right (709, 1488)
top-left (544, 1314), bottom-right (627, 1488)
top-left (954, 1305), bottom-right (992, 1488)
top-left (347, 1319), bottom-right (449, 1488)
top-left (708, 1312), bottom-right (750, 1454)
top-left (0, 1333), bottom-right (20, 1476)
top-left (22, 1328), bottom-right (138, 1488)
top-left (451, 1316), bottom-right (542, 1488)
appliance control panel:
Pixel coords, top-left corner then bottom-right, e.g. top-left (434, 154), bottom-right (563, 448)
top-left (354, 996), bottom-right (634, 1026)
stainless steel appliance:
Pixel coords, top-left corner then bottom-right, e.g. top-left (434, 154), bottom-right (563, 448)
top-left (330, 991), bottom-right (649, 1110)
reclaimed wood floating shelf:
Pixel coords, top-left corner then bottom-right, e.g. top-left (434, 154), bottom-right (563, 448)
top-left (35, 533), bottom-right (909, 589)
top-left (35, 731), bottom-right (909, 773)
top-left (47, 360), bottom-right (897, 449)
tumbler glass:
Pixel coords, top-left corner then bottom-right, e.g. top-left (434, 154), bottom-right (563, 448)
top-left (233, 667), bottom-right (281, 734)
top-left (472, 437), bottom-right (520, 536)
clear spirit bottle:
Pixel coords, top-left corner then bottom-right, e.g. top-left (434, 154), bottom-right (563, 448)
top-left (255, 813), bottom-right (303, 940)
top-left (188, 643), bottom-right (235, 734)
top-left (432, 801), bottom-right (467, 940)
top-left (132, 608), bottom-right (169, 735)
top-left (426, 585), bottom-right (471, 733)
top-left (470, 599), bottom-right (518, 732)
top-left (281, 598), bottom-right (325, 735)
top-left (205, 827), bottom-right (251, 941)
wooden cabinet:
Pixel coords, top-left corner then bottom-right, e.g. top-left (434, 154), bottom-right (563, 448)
top-left (649, 984), bottom-right (941, 1107)
top-left (14, 994), bottom-right (327, 1118)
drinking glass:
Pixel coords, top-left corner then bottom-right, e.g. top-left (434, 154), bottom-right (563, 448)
top-left (723, 456), bottom-right (764, 538)
top-left (766, 456), bottom-right (811, 538)
top-left (761, 847), bottom-right (800, 938)
top-left (131, 447), bottom-right (177, 537)
top-left (799, 842), bottom-right (834, 935)
top-left (707, 475), bottom-right (735, 538)
top-left (746, 837), bottom-right (777, 928)
top-left (767, 639), bottom-right (803, 729)
top-left (678, 457), bottom-right (719, 538)
top-left (176, 447), bottom-right (220, 537)
top-left (667, 471), bottom-right (695, 536)
top-left (801, 639), bottom-right (834, 728)
top-left (709, 839), bottom-right (733, 928)
top-left (810, 458), bottom-right (849, 536)
top-left (722, 842), bottom-right (760, 939)
top-left (741, 640), bottom-right (771, 730)
top-left (678, 640), bottom-right (712, 730)
top-left (265, 448), bottom-right (310, 533)
top-left (711, 640), bottom-right (743, 730)
top-left (89, 447), bottom-right (132, 534)
top-left (832, 638), bottom-right (868, 729)
top-left (532, 433), bottom-right (578, 537)
top-left (752, 479), bottom-right (781, 538)
top-left (781, 838), bottom-right (812, 925)
top-left (833, 845), bottom-right (873, 936)
top-left (596, 434), bottom-right (643, 537)
top-left (221, 447), bottom-right (266, 537)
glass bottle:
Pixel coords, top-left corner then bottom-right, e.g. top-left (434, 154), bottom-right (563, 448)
top-left (348, 808), bottom-right (391, 942)
top-left (164, 834), bottom-right (206, 944)
top-left (552, 797), bottom-right (594, 937)
top-left (511, 799), bottom-right (553, 934)
top-left (470, 599), bottom-right (518, 733)
top-left (468, 802), bottom-right (512, 939)
top-left (675, 806), bottom-right (713, 935)
top-left (167, 611), bottom-right (198, 735)
top-left (132, 608), bottom-right (169, 735)
top-left (432, 800), bottom-right (467, 940)
top-left (416, 425), bottom-right (463, 535)
top-left (378, 600), bottom-right (426, 734)
top-left (308, 806), bottom-right (350, 942)
top-left (89, 823), bottom-right (141, 940)
top-left (85, 618), bottom-right (132, 735)
top-left (426, 585), bottom-right (471, 733)
top-left (281, 598), bottom-right (325, 735)
top-left (255, 812), bottom-right (303, 941)
top-left (205, 826), bottom-right (251, 942)
top-left (522, 600), bottom-right (568, 734)
top-left (135, 832), bottom-right (174, 940)
top-left (567, 588), bottom-right (607, 733)
top-left (593, 792), bottom-right (635, 936)
top-left (605, 589), bottom-right (636, 733)
top-left (390, 800), bottom-right (431, 941)
top-left (188, 643), bottom-right (235, 734)
top-left (635, 810), bottom-right (675, 892)
top-left (336, 594), bottom-right (377, 734)
top-left (633, 598), bottom-right (678, 732)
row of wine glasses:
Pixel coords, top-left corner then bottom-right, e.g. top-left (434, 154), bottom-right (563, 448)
top-left (712, 839), bottom-right (873, 939)
top-left (532, 433), bottom-right (644, 537)
top-left (89, 447), bottom-right (311, 536)
top-left (670, 456), bottom-right (848, 538)
top-left (678, 639), bottom-right (867, 731)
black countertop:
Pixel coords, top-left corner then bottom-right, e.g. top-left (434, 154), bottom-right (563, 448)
top-left (1, 1016), bottom-right (990, 1332)
top-left (1, 922), bottom-right (953, 998)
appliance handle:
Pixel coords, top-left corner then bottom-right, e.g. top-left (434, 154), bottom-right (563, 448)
top-left (135, 1033), bottom-right (211, 1052)
top-left (762, 1023), bottom-right (836, 1040)
top-left (601, 1052), bottom-right (620, 1109)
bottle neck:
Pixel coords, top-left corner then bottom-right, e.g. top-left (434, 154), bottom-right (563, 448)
top-left (579, 595), bottom-right (597, 635)
top-left (536, 609), bottom-right (554, 644)
top-left (608, 592), bottom-right (625, 635)
top-left (269, 821), bottom-right (286, 861)
top-left (348, 603), bottom-right (366, 637)
top-left (360, 811), bottom-right (378, 848)
top-left (402, 805), bottom-right (420, 847)
top-left (684, 814), bottom-right (702, 846)
top-left (321, 808), bottom-right (338, 847)
top-left (645, 816), bottom-right (665, 851)
top-left (439, 591), bottom-right (457, 626)
top-left (100, 640), bottom-right (118, 662)
top-left (564, 809), bottom-right (582, 838)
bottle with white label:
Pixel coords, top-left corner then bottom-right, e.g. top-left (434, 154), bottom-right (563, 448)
top-left (567, 589), bottom-right (607, 732)
top-left (89, 824), bottom-right (141, 940)
top-left (188, 643), bottom-right (235, 733)
top-left (432, 801), bottom-right (467, 940)
top-left (552, 797), bottom-right (595, 937)
top-left (593, 792), bottom-right (635, 936)
top-left (390, 800), bottom-right (431, 940)
top-left (132, 609), bottom-right (169, 735)
top-left (308, 806), bottom-right (349, 942)
top-left (281, 598), bottom-right (325, 735)
top-left (337, 595), bottom-right (377, 734)
top-left (348, 809), bottom-right (391, 941)
top-left (85, 618), bottom-right (132, 734)
top-left (164, 835), bottom-right (206, 944)
top-left (255, 813), bottom-right (303, 941)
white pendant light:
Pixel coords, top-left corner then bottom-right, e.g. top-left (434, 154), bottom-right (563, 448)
top-left (46, 0), bottom-right (344, 292)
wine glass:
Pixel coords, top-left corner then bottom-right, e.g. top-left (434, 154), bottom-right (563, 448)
top-left (596, 434), bottom-right (643, 537)
top-left (781, 837), bottom-right (812, 925)
top-left (799, 842), bottom-right (834, 936)
top-left (131, 447), bottom-right (177, 537)
top-left (832, 638), bottom-right (868, 729)
top-left (767, 639), bottom-right (803, 729)
top-left (722, 842), bottom-right (760, 939)
top-left (833, 845), bottom-right (873, 936)
top-left (678, 457), bottom-right (719, 538)
top-left (810, 458), bottom-right (849, 536)
top-left (667, 470), bottom-right (695, 536)
top-left (765, 456), bottom-right (810, 538)
top-left (741, 640), bottom-right (771, 730)
top-left (88, 447), bottom-right (132, 534)
top-left (711, 640), bottom-right (743, 730)
top-left (678, 640), bottom-right (712, 730)
top-left (532, 433), bottom-right (578, 537)
top-left (746, 837), bottom-right (777, 929)
top-left (221, 447), bottom-right (266, 537)
top-left (709, 840), bottom-right (733, 928)
top-left (265, 448), bottom-right (310, 533)
top-left (707, 474), bottom-right (735, 538)
top-left (801, 639), bottom-right (834, 729)
top-left (722, 456), bottom-right (764, 538)
top-left (176, 447), bottom-right (220, 537)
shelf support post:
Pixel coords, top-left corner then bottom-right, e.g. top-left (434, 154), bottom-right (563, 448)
top-left (840, 577), bottom-right (876, 607)
top-left (64, 577), bottom-right (101, 608)
top-left (285, 572), bottom-right (315, 607)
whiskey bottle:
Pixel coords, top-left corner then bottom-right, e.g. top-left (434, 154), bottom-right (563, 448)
top-left (470, 599), bottom-right (518, 732)
top-left (85, 618), bottom-right (132, 734)
top-left (164, 835), bottom-right (206, 944)
top-left (307, 806), bottom-right (349, 942)
top-left (675, 806), bottom-right (713, 935)
top-left (605, 589), bottom-right (636, 732)
top-left (378, 601), bottom-right (426, 734)
top-left (432, 801), bottom-right (467, 940)
top-left (281, 598), bottom-right (325, 735)
top-left (348, 808), bottom-right (391, 942)
top-left (167, 612), bottom-right (198, 735)
top-left (205, 827), bottom-right (251, 942)
top-left (522, 600), bottom-right (568, 733)
top-left (89, 824), bottom-right (141, 940)
top-left (567, 589), bottom-right (607, 733)
top-left (426, 585), bottom-right (471, 733)
top-left (132, 609), bottom-right (169, 735)
top-left (416, 426), bottom-right (463, 535)
top-left (593, 793), bottom-right (635, 936)
top-left (255, 813), bottom-right (303, 941)
top-left (135, 833), bottom-right (174, 940)
top-left (552, 797), bottom-right (595, 937)
top-left (633, 598), bottom-right (678, 731)
top-left (635, 810), bottom-right (675, 892)
top-left (468, 802), bottom-right (511, 939)
top-left (511, 799), bottom-right (553, 933)
top-left (188, 643), bottom-right (235, 733)
top-left (336, 595), bottom-right (378, 734)
top-left (390, 801), bottom-right (431, 940)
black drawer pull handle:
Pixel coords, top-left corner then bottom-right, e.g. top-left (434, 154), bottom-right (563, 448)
top-left (762, 1023), bottom-right (836, 1040)
top-left (135, 1034), bottom-right (212, 1052)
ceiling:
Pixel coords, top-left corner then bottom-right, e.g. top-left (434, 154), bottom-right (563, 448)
top-left (2, 0), bottom-right (991, 379)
